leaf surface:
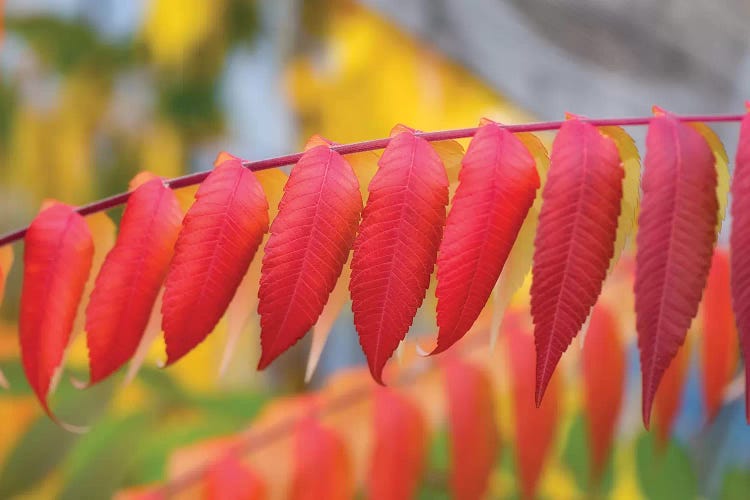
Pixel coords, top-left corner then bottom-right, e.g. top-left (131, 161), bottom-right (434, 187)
top-left (289, 415), bottom-right (353, 500)
top-left (508, 318), bottom-right (560, 499)
top-left (367, 387), bottom-right (427, 500)
top-left (350, 128), bottom-right (448, 382)
top-left (444, 357), bottom-right (499, 500)
top-left (636, 114), bottom-right (717, 426)
top-left (531, 119), bottom-right (623, 405)
top-left (20, 203), bottom-right (93, 425)
top-left (582, 304), bottom-right (625, 483)
top-left (730, 111), bottom-right (750, 422)
top-left (203, 454), bottom-right (267, 500)
top-left (701, 248), bottom-right (738, 422)
top-left (85, 176), bottom-right (182, 384)
top-left (258, 145), bottom-right (362, 369)
top-left (434, 122), bottom-right (538, 353)
top-left (653, 334), bottom-right (691, 449)
top-left (162, 159), bottom-right (269, 365)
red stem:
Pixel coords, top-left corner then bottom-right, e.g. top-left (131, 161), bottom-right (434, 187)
top-left (0, 112), bottom-right (743, 247)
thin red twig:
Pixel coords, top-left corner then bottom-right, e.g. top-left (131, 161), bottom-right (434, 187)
top-left (0, 112), bottom-right (744, 247)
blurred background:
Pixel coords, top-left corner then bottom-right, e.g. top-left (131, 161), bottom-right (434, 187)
top-left (1, 0), bottom-right (750, 498)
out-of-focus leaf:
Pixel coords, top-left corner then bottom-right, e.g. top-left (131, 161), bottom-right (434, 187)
top-left (721, 469), bottom-right (750, 500)
top-left (635, 432), bottom-right (697, 500)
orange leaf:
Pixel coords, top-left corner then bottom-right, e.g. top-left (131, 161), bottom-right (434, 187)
top-left (531, 119), bottom-right (623, 405)
top-left (350, 127), bottom-right (448, 382)
top-left (653, 333), bottom-right (692, 450)
top-left (582, 304), bottom-right (625, 483)
top-left (636, 114), bottom-right (718, 427)
top-left (20, 203), bottom-right (93, 427)
top-left (367, 387), bottom-right (427, 500)
top-left (203, 454), bottom-right (267, 500)
top-left (289, 415), bottom-right (353, 500)
top-left (508, 316), bottom-right (560, 499)
top-left (444, 357), bottom-right (499, 500)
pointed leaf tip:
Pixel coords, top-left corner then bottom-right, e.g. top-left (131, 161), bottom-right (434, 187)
top-left (434, 122), bottom-right (538, 355)
top-left (531, 119), bottom-right (623, 406)
top-left (350, 130), bottom-right (448, 382)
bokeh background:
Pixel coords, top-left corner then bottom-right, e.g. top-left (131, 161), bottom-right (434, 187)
top-left (1, 0), bottom-right (750, 498)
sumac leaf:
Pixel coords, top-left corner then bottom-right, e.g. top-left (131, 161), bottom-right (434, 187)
top-left (203, 454), bottom-right (267, 500)
top-left (434, 122), bottom-right (539, 353)
top-left (85, 176), bottom-right (182, 384)
top-left (20, 203), bottom-right (93, 424)
top-left (636, 113), bottom-right (718, 427)
top-left (350, 127), bottom-right (448, 382)
top-left (162, 158), bottom-right (269, 365)
top-left (289, 415), bottom-right (353, 500)
top-left (731, 110), bottom-right (750, 422)
top-left (531, 118), bottom-right (623, 405)
top-left (582, 304), bottom-right (625, 483)
top-left (444, 357), bottom-right (499, 500)
top-left (367, 387), bottom-right (427, 500)
top-left (653, 335), bottom-right (691, 449)
top-left (701, 248), bottom-right (738, 422)
top-left (258, 145), bottom-right (362, 369)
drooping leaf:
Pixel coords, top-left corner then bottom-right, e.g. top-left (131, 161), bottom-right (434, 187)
top-left (258, 144), bottom-right (362, 369)
top-left (444, 357), bottom-right (499, 500)
top-left (368, 387), bottom-right (427, 500)
top-left (162, 158), bottom-right (269, 365)
top-left (599, 125), bottom-right (641, 270)
top-left (730, 110), bottom-right (750, 422)
top-left (0, 244), bottom-right (13, 307)
top-left (582, 304), bottom-right (625, 483)
top-left (689, 122), bottom-right (730, 232)
top-left (531, 118), bottom-right (623, 405)
top-left (508, 316), bottom-right (560, 499)
top-left (289, 415), bottom-right (353, 500)
top-left (636, 113), bottom-right (718, 427)
top-left (490, 132), bottom-right (550, 347)
top-left (85, 175), bottom-right (182, 384)
top-left (20, 203), bottom-right (93, 426)
top-left (701, 248), bottom-right (738, 422)
top-left (220, 165), bottom-right (287, 377)
top-left (350, 126), bottom-right (448, 382)
top-left (123, 291), bottom-right (164, 386)
top-left (203, 454), bottom-right (267, 500)
top-left (434, 121), bottom-right (538, 354)
top-left (653, 332), bottom-right (691, 450)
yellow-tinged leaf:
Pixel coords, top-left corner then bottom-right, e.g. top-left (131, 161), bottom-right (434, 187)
top-left (431, 139), bottom-right (465, 186)
top-left (123, 290), bottom-right (164, 386)
top-left (0, 244), bottom-right (14, 306)
top-left (689, 122), bottom-right (729, 234)
top-left (306, 258), bottom-right (352, 382)
top-left (142, 0), bottom-right (219, 67)
top-left (490, 133), bottom-right (549, 347)
top-left (344, 150), bottom-right (379, 199)
top-left (599, 126), bottom-right (641, 271)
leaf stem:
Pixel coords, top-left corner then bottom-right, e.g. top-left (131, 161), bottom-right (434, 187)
top-left (0, 112), bottom-right (743, 247)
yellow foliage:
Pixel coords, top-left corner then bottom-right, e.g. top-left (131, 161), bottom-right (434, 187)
top-left (143, 0), bottom-right (222, 68)
top-left (140, 120), bottom-right (185, 179)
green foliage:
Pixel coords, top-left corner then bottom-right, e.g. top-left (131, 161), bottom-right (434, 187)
top-left (635, 432), bottom-right (698, 500)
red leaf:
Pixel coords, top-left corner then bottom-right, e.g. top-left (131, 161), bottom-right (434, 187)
top-left (434, 122), bottom-right (539, 353)
top-left (20, 203), bottom-right (93, 422)
top-left (85, 176), bottom-right (182, 384)
top-left (731, 111), bottom-right (750, 422)
top-left (162, 159), bottom-right (269, 365)
top-left (701, 249), bottom-right (738, 422)
top-left (531, 119), bottom-right (623, 405)
top-left (257, 145), bottom-right (362, 369)
top-left (582, 304), bottom-right (625, 483)
top-left (289, 415), bottom-right (353, 500)
top-left (368, 387), bottom-right (427, 500)
top-left (350, 128), bottom-right (448, 382)
top-left (653, 336), bottom-right (691, 449)
top-left (444, 357), bottom-right (499, 500)
top-left (636, 114), bottom-right (718, 427)
top-left (203, 454), bottom-right (267, 500)
top-left (508, 315), bottom-right (560, 499)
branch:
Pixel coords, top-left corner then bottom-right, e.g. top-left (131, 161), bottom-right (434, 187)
top-left (0, 112), bottom-right (743, 247)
